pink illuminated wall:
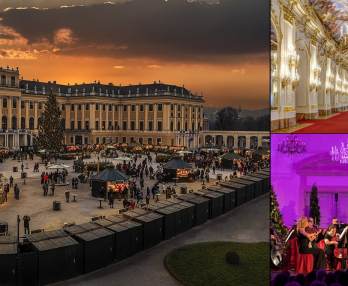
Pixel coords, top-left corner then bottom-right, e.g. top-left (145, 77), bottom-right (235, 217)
top-left (271, 134), bottom-right (348, 227)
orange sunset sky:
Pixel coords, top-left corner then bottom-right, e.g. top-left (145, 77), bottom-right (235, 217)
top-left (0, 0), bottom-right (269, 109)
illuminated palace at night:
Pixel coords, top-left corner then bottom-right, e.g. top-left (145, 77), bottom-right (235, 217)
top-left (0, 67), bottom-right (205, 149)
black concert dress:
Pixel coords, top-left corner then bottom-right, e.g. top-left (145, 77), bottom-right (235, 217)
top-left (298, 232), bottom-right (326, 270)
top-left (324, 233), bottom-right (335, 269)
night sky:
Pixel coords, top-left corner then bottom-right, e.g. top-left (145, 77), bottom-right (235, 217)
top-left (0, 0), bottom-right (269, 108)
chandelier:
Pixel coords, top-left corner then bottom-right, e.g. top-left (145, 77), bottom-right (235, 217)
top-left (330, 142), bottom-right (348, 164)
top-left (277, 135), bottom-right (306, 155)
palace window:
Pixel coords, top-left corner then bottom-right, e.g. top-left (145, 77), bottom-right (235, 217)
top-left (11, 76), bottom-right (15, 87)
top-left (85, 121), bottom-right (89, 130)
top-left (12, 116), bottom-right (17, 129)
top-left (38, 102), bottom-right (42, 109)
top-left (95, 121), bottom-right (99, 130)
top-left (85, 104), bottom-right (89, 110)
top-left (131, 121), bottom-right (135, 130)
top-left (102, 121), bottom-right (106, 130)
top-left (157, 121), bottom-right (162, 131)
top-left (157, 104), bottom-right (163, 111)
top-left (108, 121), bottom-right (112, 130)
top-left (70, 121), bottom-right (74, 130)
top-left (149, 104), bottom-right (153, 112)
top-left (123, 105), bottom-right (127, 112)
top-left (131, 105), bottom-right (135, 112)
top-left (108, 105), bottom-right (112, 111)
top-left (139, 121), bottom-right (144, 131)
top-left (102, 104), bottom-right (106, 111)
top-left (148, 121), bottom-right (153, 131)
top-left (78, 104), bottom-right (81, 110)
top-left (170, 121), bottom-right (174, 131)
top-left (140, 104), bottom-right (144, 112)
top-left (1, 75), bottom-right (6, 86)
top-left (29, 101), bottom-right (33, 109)
top-left (157, 138), bottom-right (162, 145)
top-left (1, 116), bottom-right (7, 130)
top-left (29, 117), bottom-right (34, 130)
top-left (77, 121), bottom-right (81, 130)
top-left (71, 104), bottom-right (74, 111)
top-left (21, 117), bottom-right (25, 129)
top-left (122, 121), bottom-right (127, 130)
top-left (3, 98), bottom-right (7, 108)
top-left (21, 101), bottom-right (25, 109)
top-left (96, 104), bottom-right (99, 110)
top-left (12, 98), bottom-right (17, 109)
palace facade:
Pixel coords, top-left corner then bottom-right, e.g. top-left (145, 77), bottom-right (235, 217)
top-left (0, 67), bottom-right (204, 149)
top-left (271, 0), bottom-right (348, 131)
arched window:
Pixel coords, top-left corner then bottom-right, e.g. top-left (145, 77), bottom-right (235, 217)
top-left (29, 117), bottom-right (34, 130)
top-left (12, 116), bottom-right (17, 130)
top-left (1, 116), bottom-right (7, 130)
top-left (21, 117), bottom-right (25, 129)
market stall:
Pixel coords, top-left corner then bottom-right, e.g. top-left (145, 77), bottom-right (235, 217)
top-left (90, 167), bottom-right (129, 198)
top-left (162, 158), bottom-right (192, 181)
top-left (220, 152), bottom-right (243, 169)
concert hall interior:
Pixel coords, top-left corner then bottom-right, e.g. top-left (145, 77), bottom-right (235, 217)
top-left (271, 134), bottom-right (348, 275)
top-left (272, 134), bottom-right (348, 227)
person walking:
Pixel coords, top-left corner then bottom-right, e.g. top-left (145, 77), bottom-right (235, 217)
top-left (23, 215), bottom-right (30, 234)
top-left (14, 184), bottom-right (20, 200)
top-left (9, 176), bottom-right (14, 188)
top-left (51, 182), bottom-right (55, 196)
top-left (146, 193), bottom-right (150, 208)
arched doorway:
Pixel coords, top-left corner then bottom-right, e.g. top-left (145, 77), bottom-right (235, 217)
top-left (205, 135), bottom-right (213, 146)
top-left (215, 135), bottom-right (224, 147)
top-left (250, 136), bottom-right (258, 149)
top-left (227, 136), bottom-right (234, 148)
top-left (238, 136), bottom-right (246, 149)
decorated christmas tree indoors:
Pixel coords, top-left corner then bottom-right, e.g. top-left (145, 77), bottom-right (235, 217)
top-left (309, 184), bottom-right (320, 226)
top-left (35, 90), bottom-right (64, 160)
top-left (270, 185), bottom-right (287, 236)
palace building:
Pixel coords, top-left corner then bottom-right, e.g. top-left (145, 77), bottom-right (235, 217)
top-left (0, 67), bottom-right (204, 149)
top-left (271, 0), bottom-right (348, 132)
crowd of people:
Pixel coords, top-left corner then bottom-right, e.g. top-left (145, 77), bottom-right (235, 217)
top-left (272, 269), bottom-right (348, 286)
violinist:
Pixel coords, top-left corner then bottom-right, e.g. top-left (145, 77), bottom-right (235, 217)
top-left (297, 217), bottom-right (326, 270)
top-left (324, 225), bottom-right (339, 270)
top-left (305, 217), bottom-right (323, 244)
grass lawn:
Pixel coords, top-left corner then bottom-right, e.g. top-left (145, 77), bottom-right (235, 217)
top-left (164, 241), bottom-right (269, 286)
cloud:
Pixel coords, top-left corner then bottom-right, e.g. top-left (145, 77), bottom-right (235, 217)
top-left (0, 0), bottom-right (268, 64)
top-left (0, 49), bottom-right (37, 59)
top-left (53, 28), bottom-right (75, 45)
top-left (113, 65), bottom-right (125, 69)
top-left (147, 64), bottom-right (161, 69)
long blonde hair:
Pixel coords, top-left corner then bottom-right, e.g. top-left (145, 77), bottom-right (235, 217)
top-left (297, 216), bottom-right (308, 231)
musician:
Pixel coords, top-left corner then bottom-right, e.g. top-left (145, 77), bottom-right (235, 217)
top-left (305, 217), bottom-right (324, 243)
top-left (297, 217), bottom-right (326, 270)
top-left (324, 225), bottom-right (339, 270)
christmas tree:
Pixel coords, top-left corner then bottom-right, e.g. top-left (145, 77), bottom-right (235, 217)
top-left (36, 90), bottom-right (64, 159)
top-left (309, 184), bottom-right (320, 225)
top-left (270, 185), bottom-right (287, 236)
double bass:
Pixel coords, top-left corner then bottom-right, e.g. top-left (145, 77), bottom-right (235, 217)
top-left (334, 225), bottom-right (348, 260)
